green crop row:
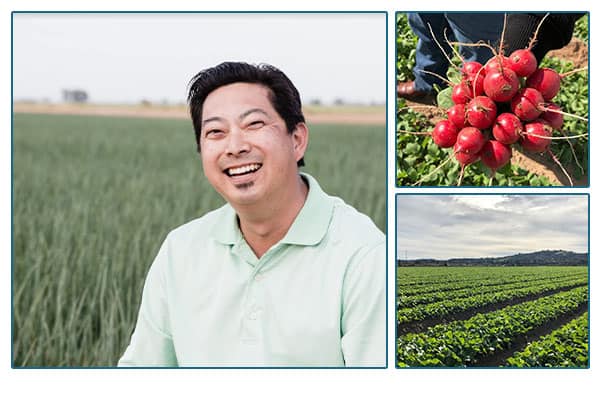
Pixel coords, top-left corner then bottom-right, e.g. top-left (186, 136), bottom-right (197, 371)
top-left (398, 274), bottom-right (588, 308)
top-left (397, 286), bottom-right (588, 367)
top-left (505, 313), bottom-right (589, 368)
top-left (397, 277), bottom-right (587, 324)
top-left (397, 266), bottom-right (587, 296)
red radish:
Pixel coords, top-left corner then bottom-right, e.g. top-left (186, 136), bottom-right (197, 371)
top-left (462, 64), bottom-right (486, 98)
top-left (483, 68), bottom-right (520, 102)
top-left (461, 61), bottom-right (483, 77)
top-left (455, 127), bottom-right (486, 154)
top-left (466, 96), bottom-right (497, 129)
top-left (506, 48), bottom-right (538, 77)
top-left (447, 103), bottom-right (468, 129)
top-left (480, 140), bottom-right (512, 171)
top-left (521, 120), bottom-right (553, 153)
top-left (454, 143), bottom-right (480, 166)
top-left (540, 103), bottom-right (564, 130)
top-left (431, 120), bottom-right (459, 148)
top-left (527, 67), bottom-right (561, 101)
top-left (451, 82), bottom-right (472, 105)
top-left (454, 140), bottom-right (480, 187)
top-left (510, 87), bottom-right (544, 121)
top-left (465, 72), bottom-right (486, 97)
top-left (484, 55), bottom-right (510, 74)
top-left (493, 113), bottom-right (523, 144)
top-left (400, 18), bottom-right (588, 187)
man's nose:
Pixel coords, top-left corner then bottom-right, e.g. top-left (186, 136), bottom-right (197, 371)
top-left (225, 129), bottom-right (250, 156)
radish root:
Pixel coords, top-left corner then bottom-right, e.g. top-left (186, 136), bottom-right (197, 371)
top-left (427, 23), bottom-right (459, 71)
top-left (528, 13), bottom-right (551, 50)
top-left (548, 149), bottom-right (574, 186)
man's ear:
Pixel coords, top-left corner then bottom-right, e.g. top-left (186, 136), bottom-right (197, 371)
top-left (292, 122), bottom-right (309, 163)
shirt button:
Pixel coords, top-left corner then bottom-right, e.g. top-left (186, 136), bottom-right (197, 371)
top-left (254, 273), bottom-right (263, 282)
top-left (248, 307), bottom-right (262, 320)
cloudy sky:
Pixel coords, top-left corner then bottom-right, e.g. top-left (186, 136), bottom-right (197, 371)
top-left (12, 13), bottom-right (385, 105)
top-left (396, 195), bottom-right (589, 260)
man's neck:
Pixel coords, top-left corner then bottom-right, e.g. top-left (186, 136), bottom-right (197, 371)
top-left (236, 174), bottom-right (308, 258)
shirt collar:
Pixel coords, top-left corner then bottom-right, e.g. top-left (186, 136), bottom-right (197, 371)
top-left (211, 172), bottom-right (334, 247)
top-left (211, 203), bottom-right (241, 245)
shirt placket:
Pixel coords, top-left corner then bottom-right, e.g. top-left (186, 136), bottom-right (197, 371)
top-left (235, 241), bottom-right (282, 351)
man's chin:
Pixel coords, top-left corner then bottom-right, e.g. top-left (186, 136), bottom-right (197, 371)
top-left (233, 181), bottom-right (255, 191)
top-left (222, 185), bottom-right (265, 208)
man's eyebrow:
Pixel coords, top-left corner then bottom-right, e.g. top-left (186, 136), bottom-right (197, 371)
top-left (202, 109), bottom-right (269, 126)
top-left (239, 108), bottom-right (269, 120)
top-left (202, 116), bottom-right (224, 125)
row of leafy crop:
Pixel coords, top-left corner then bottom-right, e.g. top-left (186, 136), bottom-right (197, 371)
top-left (397, 277), bottom-right (587, 324)
top-left (505, 312), bottom-right (589, 368)
top-left (397, 286), bottom-right (588, 367)
top-left (398, 274), bottom-right (588, 308)
top-left (397, 267), bottom-right (586, 298)
top-left (397, 266), bottom-right (587, 296)
top-left (397, 266), bottom-right (587, 288)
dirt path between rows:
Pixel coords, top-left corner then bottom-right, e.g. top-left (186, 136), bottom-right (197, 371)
top-left (472, 303), bottom-right (588, 367)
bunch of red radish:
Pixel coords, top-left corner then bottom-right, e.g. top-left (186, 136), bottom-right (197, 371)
top-left (431, 45), bottom-right (569, 183)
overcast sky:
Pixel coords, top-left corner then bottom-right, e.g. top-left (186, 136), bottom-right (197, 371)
top-left (12, 13), bottom-right (385, 105)
top-left (396, 195), bottom-right (588, 260)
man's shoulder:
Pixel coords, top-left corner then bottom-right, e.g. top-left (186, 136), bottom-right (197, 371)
top-left (166, 204), bottom-right (231, 244)
top-left (329, 197), bottom-right (384, 245)
top-left (302, 173), bottom-right (383, 247)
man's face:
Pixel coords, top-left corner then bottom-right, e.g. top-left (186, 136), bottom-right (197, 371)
top-left (199, 82), bottom-right (307, 209)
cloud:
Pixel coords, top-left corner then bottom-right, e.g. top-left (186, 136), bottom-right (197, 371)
top-left (396, 195), bottom-right (588, 259)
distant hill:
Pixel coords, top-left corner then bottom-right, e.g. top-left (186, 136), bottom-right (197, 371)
top-left (398, 250), bottom-right (588, 267)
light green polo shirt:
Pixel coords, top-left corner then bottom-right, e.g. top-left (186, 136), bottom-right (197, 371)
top-left (118, 173), bottom-right (385, 367)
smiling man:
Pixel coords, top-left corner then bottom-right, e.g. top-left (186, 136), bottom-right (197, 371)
top-left (118, 62), bottom-right (385, 367)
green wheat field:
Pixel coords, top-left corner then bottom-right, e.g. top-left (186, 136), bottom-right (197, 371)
top-left (12, 112), bottom-right (386, 367)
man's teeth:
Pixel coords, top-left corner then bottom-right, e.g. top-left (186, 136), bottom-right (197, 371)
top-left (228, 163), bottom-right (261, 176)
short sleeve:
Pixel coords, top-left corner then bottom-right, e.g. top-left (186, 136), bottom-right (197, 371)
top-left (340, 241), bottom-right (386, 367)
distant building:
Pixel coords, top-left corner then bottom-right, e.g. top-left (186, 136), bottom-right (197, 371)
top-left (62, 89), bottom-right (88, 103)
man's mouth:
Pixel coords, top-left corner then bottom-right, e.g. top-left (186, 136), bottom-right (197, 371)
top-left (225, 163), bottom-right (262, 177)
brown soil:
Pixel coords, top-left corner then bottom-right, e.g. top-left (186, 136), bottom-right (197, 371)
top-left (511, 148), bottom-right (587, 187)
top-left (403, 103), bottom-right (445, 123)
top-left (12, 102), bottom-right (385, 126)
top-left (547, 37), bottom-right (588, 69)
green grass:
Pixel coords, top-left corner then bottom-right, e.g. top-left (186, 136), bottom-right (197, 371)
top-left (12, 113), bottom-right (385, 367)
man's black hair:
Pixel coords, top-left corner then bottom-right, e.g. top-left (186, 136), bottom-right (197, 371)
top-left (187, 61), bottom-right (306, 167)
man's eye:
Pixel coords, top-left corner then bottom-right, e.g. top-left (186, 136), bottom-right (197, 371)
top-left (205, 129), bottom-right (223, 137)
top-left (248, 121), bottom-right (265, 129)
